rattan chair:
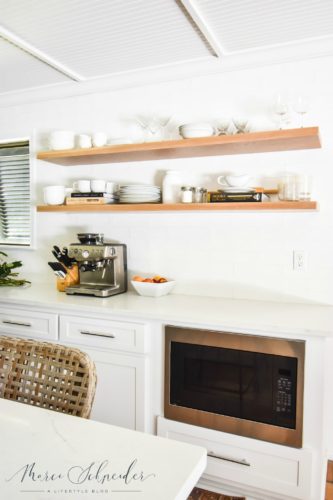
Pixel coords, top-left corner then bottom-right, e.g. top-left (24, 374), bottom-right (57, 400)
top-left (0, 336), bottom-right (97, 418)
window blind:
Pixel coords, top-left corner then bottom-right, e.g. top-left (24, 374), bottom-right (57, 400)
top-left (0, 141), bottom-right (31, 246)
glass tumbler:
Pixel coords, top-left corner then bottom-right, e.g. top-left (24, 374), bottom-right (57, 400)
top-left (278, 175), bottom-right (299, 201)
top-left (297, 175), bottom-right (312, 201)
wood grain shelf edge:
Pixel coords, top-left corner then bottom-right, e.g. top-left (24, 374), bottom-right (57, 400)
top-left (37, 201), bottom-right (318, 212)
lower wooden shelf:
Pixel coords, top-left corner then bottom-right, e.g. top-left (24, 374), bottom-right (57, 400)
top-left (37, 201), bottom-right (318, 212)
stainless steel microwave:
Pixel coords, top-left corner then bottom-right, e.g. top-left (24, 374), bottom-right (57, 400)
top-left (164, 325), bottom-right (305, 448)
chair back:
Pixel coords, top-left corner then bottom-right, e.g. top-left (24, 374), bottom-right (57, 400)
top-left (0, 336), bottom-right (97, 418)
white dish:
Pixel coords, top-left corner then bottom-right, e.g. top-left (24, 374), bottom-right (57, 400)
top-left (131, 280), bottom-right (176, 297)
top-left (120, 192), bottom-right (160, 196)
top-left (120, 184), bottom-right (160, 189)
top-left (120, 189), bottom-right (160, 193)
top-left (119, 198), bottom-right (160, 203)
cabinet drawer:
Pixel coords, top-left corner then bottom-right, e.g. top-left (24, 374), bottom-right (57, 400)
top-left (158, 417), bottom-right (312, 499)
top-left (0, 307), bottom-right (58, 340)
top-left (59, 315), bottom-right (149, 353)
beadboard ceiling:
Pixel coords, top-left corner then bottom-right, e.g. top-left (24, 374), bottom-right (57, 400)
top-left (0, 0), bottom-right (333, 97)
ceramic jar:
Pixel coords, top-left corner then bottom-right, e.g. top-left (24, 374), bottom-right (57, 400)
top-left (162, 170), bottom-right (183, 204)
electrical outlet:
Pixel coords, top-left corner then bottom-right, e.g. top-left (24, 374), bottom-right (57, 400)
top-left (293, 251), bottom-right (307, 271)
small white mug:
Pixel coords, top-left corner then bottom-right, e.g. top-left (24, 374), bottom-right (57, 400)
top-left (43, 185), bottom-right (67, 205)
top-left (77, 134), bottom-right (92, 148)
top-left (106, 182), bottom-right (119, 194)
top-left (92, 132), bottom-right (107, 147)
top-left (73, 180), bottom-right (91, 193)
top-left (91, 180), bottom-right (106, 193)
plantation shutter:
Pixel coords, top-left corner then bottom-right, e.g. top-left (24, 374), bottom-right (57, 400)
top-left (0, 141), bottom-right (31, 246)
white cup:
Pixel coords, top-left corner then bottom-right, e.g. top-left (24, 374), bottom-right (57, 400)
top-left (43, 185), bottom-right (66, 205)
top-left (77, 134), bottom-right (92, 148)
top-left (92, 132), bottom-right (107, 147)
top-left (73, 180), bottom-right (91, 193)
top-left (91, 179), bottom-right (106, 193)
top-left (49, 130), bottom-right (75, 150)
top-left (106, 182), bottom-right (119, 194)
top-left (217, 174), bottom-right (250, 187)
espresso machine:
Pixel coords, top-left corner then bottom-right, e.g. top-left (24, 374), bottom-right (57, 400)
top-left (66, 233), bottom-right (127, 298)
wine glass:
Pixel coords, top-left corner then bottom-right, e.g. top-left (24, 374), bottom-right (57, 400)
top-left (274, 95), bottom-right (289, 130)
top-left (293, 96), bottom-right (309, 128)
top-left (136, 116), bottom-right (172, 142)
top-left (217, 119), bottom-right (230, 135)
top-left (232, 117), bottom-right (248, 134)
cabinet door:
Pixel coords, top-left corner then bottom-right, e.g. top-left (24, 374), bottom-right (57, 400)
top-left (83, 347), bottom-right (149, 432)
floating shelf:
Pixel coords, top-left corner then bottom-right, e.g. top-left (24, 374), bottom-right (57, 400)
top-left (37, 201), bottom-right (318, 213)
top-left (36, 127), bottom-right (321, 164)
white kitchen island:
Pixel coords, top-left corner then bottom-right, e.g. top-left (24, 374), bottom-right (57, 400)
top-left (0, 398), bottom-right (207, 500)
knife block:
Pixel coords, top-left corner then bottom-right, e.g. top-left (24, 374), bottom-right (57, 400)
top-left (56, 264), bottom-right (79, 292)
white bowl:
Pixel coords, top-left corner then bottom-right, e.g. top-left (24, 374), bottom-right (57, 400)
top-left (180, 129), bottom-right (215, 139)
top-left (131, 280), bottom-right (176, 297)
top-left (217, 174), bottom-right (251, 187)
top-left (180, 122), bottom-right (214, 130)
top-left (179, 123), bottom-right (215, 139)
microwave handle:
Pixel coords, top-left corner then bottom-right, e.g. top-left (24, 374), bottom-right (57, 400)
top-left (208, 451), bottom-right (251, 467)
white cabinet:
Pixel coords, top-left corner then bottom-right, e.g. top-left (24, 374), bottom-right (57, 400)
top-left (59, 313), bottom-right (150, 432)
top-left (158, 417), bottom-right (313, 500)
top-left (0, 306), bottom-right (58, 340)
top-left (83, 347), bottom-right (149, 431)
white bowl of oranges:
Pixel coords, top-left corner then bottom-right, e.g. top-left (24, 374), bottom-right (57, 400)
top-left (131, 275), bottom-right (176, 297)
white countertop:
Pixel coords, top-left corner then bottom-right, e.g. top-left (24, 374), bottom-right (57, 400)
top-left (0, 282), bottom-right (332, 337)
top-left (0, 399), bottom-right (206, 500)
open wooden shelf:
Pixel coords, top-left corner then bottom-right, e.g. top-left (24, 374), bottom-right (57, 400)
top-left (37, 127), bottom-right (321, 164)
top-left (37, 201), bottom-right (318, 213)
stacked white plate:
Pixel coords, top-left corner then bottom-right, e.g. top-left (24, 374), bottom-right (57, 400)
top-left (119, 184), bottom-right (161, 204)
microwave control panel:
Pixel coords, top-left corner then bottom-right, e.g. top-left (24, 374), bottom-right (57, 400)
top-left (276, 374), bottom-right (293, 413)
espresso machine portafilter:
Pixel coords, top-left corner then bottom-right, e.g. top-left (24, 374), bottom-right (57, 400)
top-left (65, 233), bottom-right (127, 298)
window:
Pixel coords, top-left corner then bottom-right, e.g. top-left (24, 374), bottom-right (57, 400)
top-left (0, 140), bottom-right (31, 246)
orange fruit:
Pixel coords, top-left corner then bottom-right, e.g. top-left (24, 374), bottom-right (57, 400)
top-left (132, 275), bottom-right (144, 282)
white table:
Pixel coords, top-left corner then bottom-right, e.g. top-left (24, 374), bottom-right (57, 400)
top-left (0, 399), bottom-right (206, 500)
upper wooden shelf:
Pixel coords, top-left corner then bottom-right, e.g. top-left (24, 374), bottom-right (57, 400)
top-left (36, 127), bottom-right (321, 164)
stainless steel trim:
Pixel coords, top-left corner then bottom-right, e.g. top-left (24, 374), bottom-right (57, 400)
top-left (3, 319), bottom-right (31, 327)
top-left (208, 451), bottom-right (251, 467)
top-left (80, 330), bottom-right (115, 339)
top-left (164, 325), bottom-right (305, 448)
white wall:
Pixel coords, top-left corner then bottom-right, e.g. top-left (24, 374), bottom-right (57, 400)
top-left (1, 55), bottom-right (332, 304)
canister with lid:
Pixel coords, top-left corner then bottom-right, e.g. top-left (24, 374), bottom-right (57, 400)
top-left (180, 186), bottom-right (194, 203)
top-left (193, 187), bottom-right (207, 203)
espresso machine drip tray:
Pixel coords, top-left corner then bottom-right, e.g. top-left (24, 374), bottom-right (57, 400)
top-left (66, 284), bottom-right (120, 298)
